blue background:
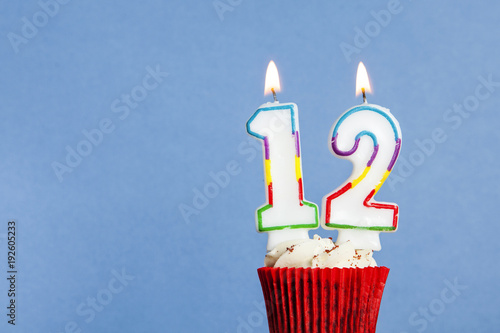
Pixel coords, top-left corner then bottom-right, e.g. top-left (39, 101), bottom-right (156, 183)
top-left (0, 1), bottom-right (499, 332)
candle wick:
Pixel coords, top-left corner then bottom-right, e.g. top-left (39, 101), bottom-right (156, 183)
top-left (361, 88), bottom-right (367, 104)
top-left (271, 88), bottom-right (278, 102)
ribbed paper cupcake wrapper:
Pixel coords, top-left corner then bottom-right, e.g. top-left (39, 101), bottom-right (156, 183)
top-left (257, 266), bottom-right (389, 333)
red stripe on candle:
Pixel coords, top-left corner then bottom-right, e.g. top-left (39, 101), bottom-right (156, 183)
top-left (363, 189), bottom-right (399, 229)
top-left (297, 178), bottom-right (304, 205)
top-left (268, 183), bottom-right (273, 206)
top-left (324, 183), bottom-right (352, 224)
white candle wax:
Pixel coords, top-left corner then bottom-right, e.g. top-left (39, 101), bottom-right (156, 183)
top-left (247, 102), bottom-right (319, 251)
top-left (321, 103), bottom-right (402, 251)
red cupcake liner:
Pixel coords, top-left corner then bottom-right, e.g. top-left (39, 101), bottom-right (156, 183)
top-left (257, 266), bottom-right (389, 333)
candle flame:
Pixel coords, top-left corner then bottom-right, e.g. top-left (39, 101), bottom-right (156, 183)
top-left (264, 60), bottom-right (281, 96)
top-left (355, 62), bottom-right (372, 96)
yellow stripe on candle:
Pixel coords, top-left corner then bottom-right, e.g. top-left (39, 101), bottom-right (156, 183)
top-left (265, 159), bottom-right (272, 185)
top-left (374, 170), bottom-right (391, 193)
top-left (352, 166), bottom-right (370, 187)
top-left (295, 156), bottom-right (302, 181)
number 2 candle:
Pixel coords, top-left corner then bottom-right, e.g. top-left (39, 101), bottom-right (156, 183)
top-left (321, 62), bottom-right (402, 251)
top-left (247, 61), bottom-right (319, 251)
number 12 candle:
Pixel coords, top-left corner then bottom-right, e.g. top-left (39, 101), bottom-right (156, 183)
top-left (247, 61), bottom-right (319, 251)
top-left (321, 62), bottom-right (402, 251)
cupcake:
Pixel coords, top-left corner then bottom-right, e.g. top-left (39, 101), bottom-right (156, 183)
top-left (257, 235), bottom-right (389, 333)
top-left (246, 61), bottom-right (399, 333)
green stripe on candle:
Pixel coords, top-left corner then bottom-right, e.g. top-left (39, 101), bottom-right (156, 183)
top-left (256, 200), bottom-right (319, 232)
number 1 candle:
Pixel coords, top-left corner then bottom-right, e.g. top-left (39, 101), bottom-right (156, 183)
top-left (321, 62), bottom-right (402, 251)
top-left (247, 61), bottom-right (319, 251)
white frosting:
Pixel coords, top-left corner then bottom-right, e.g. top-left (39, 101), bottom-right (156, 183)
top-left (264, 235), bottom-right (376, 268)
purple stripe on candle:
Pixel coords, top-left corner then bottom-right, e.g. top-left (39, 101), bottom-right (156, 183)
top-left (367, 145), bottom-right (379, 167)
top-left (331, 134), bottom-right (360, 157)
top-left (264, 136), bottom-right (270, 160)
top-left (295, 131), bottom-right (301, 157)
top-left (388, 138), bottom-right (401, 171)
